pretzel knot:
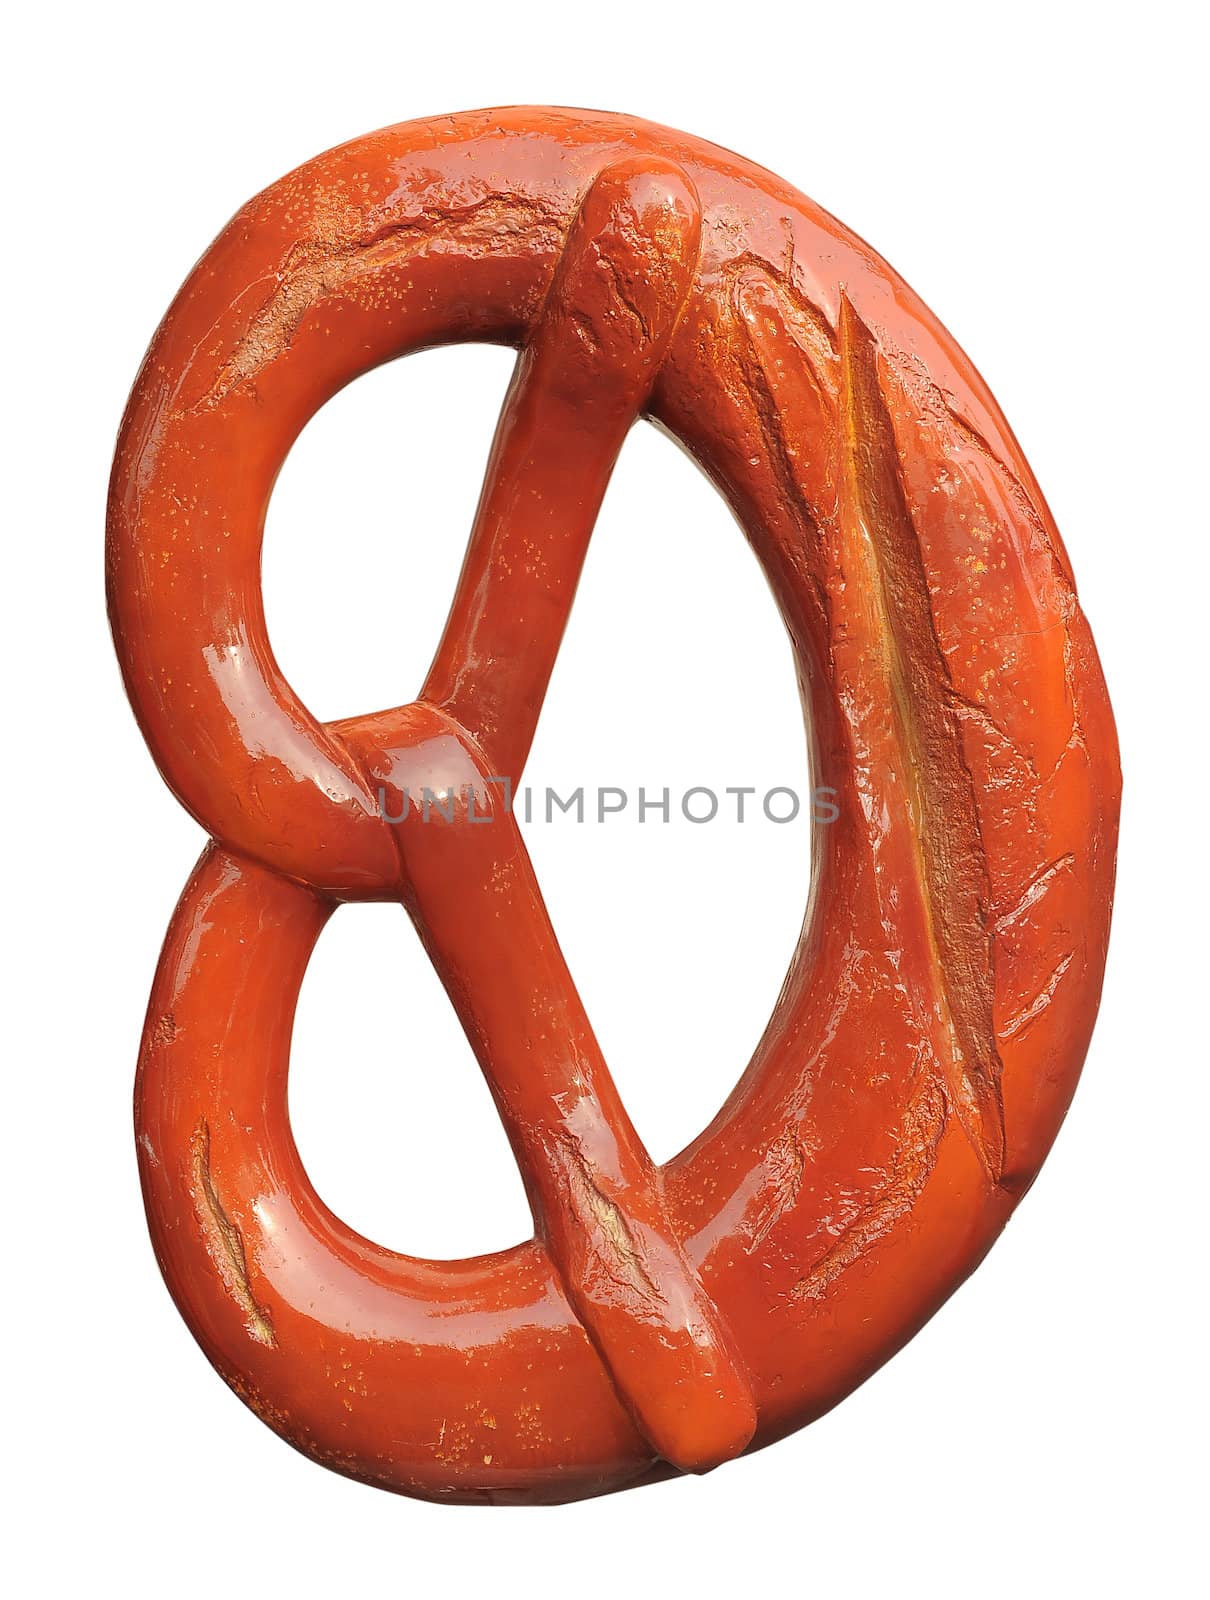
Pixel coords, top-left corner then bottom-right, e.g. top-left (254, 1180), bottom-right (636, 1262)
top-left (108, 109), bottom-right (1120, 1505)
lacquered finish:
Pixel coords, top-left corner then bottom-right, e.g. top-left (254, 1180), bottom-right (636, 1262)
top-left (108, 108), bottom-right (1120, 1504)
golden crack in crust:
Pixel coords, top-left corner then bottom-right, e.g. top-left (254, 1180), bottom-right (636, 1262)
top-left (837, 292), bottom-right (1006, 1182)
top-left (191, 1121), bottom-right (276, 1348)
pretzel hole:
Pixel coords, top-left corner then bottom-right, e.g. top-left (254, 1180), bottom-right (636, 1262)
top-left (523, 421), bottom-right (813, 1165)
top-left (264, 344), bottom-right (514, 722)
top-left (289, 901), bottom-right (534, 1258)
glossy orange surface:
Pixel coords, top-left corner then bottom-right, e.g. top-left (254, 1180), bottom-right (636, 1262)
top-left (107, 108), bottom-right (1120, 1504)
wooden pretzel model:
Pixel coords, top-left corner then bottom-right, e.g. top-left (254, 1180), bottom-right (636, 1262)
top-left (107, 108), bottom-right (1120, 1504)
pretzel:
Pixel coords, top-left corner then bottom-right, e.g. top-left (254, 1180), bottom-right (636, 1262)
top-left (108, 107), bottom-right (1120, 1505)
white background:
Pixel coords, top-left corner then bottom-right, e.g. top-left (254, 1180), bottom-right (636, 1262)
top-left (7, 2), bottom-right (1205, 1594)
